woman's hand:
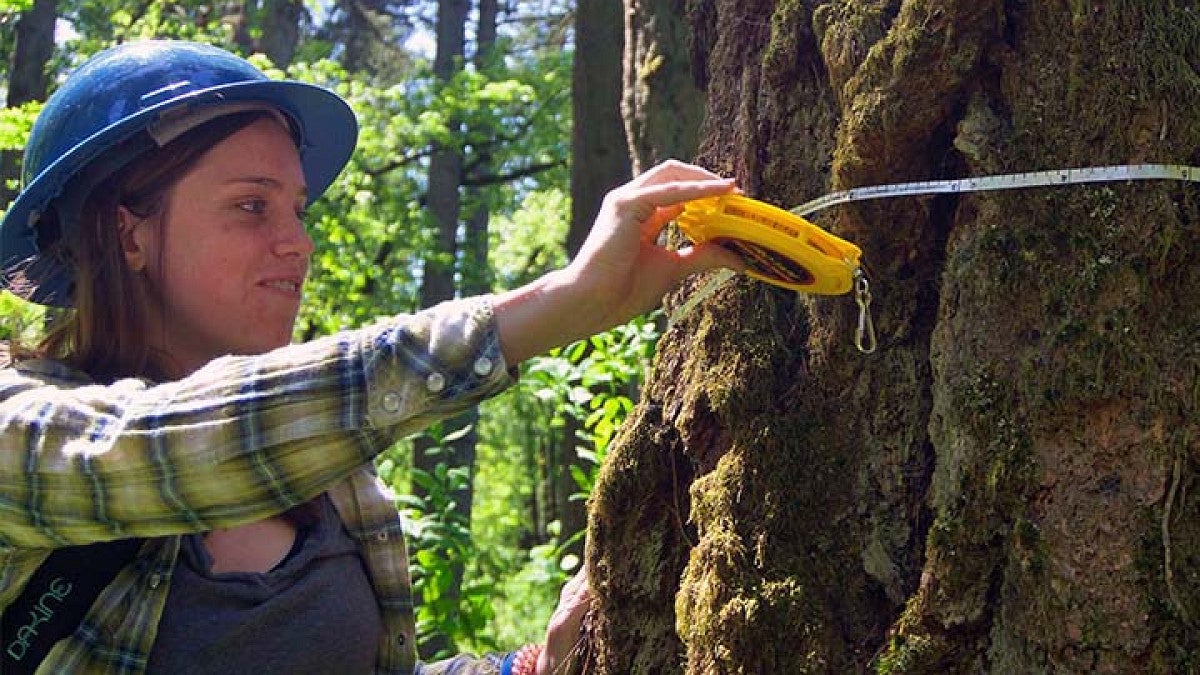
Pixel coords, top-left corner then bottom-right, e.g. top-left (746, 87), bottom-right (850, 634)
top-left (495, 160), bottom-right (742, 364)
top-left (536, 565), bottom-right (592, 675)
top-left (563, 160), bottom-right (741, 333)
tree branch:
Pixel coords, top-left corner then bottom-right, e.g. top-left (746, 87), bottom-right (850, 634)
top-left (462, 159), bottom-right (565, 187)
top-left (362, 148), bottom-right (435, 177)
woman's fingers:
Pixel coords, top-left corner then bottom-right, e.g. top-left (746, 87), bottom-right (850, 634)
top-left (618, 177), bottom-right (736, 213)
top-left (539, 566), bottom-right (594, 674)
top-left (628, 158), bottom-right (726, 187)
top-left (607, 177), bottom-right (736, 242)
top-left (677, 241), bottom-right (747, 276)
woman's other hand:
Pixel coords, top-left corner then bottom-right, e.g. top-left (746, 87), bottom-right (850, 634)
top-left (537, 565), bottom-right (592, 675)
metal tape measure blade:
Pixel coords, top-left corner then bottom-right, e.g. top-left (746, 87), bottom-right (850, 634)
top-left (791, 163), bottom-right (1200, 217)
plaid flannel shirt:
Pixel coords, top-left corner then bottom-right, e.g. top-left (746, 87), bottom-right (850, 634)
top-left (0, 297), bottom-right (518, 674)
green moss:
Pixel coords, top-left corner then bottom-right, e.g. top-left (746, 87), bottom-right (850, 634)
top-left (876, 633), bottom-right (941, 674)
top-left (762, 0), bottom-right (810, 85)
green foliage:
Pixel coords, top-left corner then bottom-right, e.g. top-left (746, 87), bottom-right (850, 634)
top-left (489, 189), bottom-right (570, 290)
top-left (294, 48), bottom-right (572, 336)
top-left (458, 316), bottom-right (662, 650)
top-left (401, 457), bottom-right (499, 658)
top-left (66, 0), bottom-right (237, 49)
top-left (4, 1), bottom-right (598, 658)
top-left (292, 59), bottom-right (431, 334)
top-left (0, 101), bottom-right (39, 152)
top-left (523, 314), bottom-right (662, 497)
top-left (0, 0), bottom-right (33, 13)
top-left (0, 291), bottom-right (46, 345)
top-left (469, 393), bottom-right (567, 649)
top-left (487, 538), bottom-right (571, 646)
top-left (0, 101), bottom-right (40, 195)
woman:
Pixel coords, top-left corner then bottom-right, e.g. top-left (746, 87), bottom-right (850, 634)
top-left (0, 40), bottom-right (740, 674)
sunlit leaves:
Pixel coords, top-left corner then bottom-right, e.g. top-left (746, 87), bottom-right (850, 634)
top-left (292, 45), bottom-right (571, 338)
top-left (519, 314), bottom-right (662, 497)
top-left (0, 0), bottom-right (34, 13)
top-left (0, 101), bottom-right (39, 153)
top-left (0, 290), bottom-right (46, 345)
top-left (489, 188), bottom-right (569, 289)
top-left (402, 428), bottom-right (500, 658)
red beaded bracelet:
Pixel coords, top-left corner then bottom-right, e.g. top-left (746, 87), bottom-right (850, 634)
top-left (512, 643), bottom-right (544, 675)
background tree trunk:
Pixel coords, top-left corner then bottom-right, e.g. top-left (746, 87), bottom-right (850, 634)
top-left (620, 0), bottom-right (705, 175)
top-left (230, 0), bottom-right (303, 67)
top-left (554, 0), bottom-right (633, 562)
top-left (420, 0), bottom-right (468, 312)
top-left (584, 1), bottom-right (1200, 672)
top-left (568, 0), bottom-right (632, 255)
top-left (1, 0), bottom-right (57, 208)
top-left (259, 0), bottom-right (305, 67)
top-left (415, 0), bottom-right (473, 660)
top-left (323, 0), bottom-right (413, 78)
top-left (461, 0), bottom-right (496, 301)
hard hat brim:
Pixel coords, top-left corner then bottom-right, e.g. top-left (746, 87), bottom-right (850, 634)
top-left (1, 77), bottom-right (358, 307)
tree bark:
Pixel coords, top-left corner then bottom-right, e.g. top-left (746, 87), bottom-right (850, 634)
top-left (463, 0), bottom-right (497, 300)
top-left (620, 0), bottom-right (705, 175)
top-left (229, 0), bottom-right (303, 67)
top-left (584, 1), bottom-right (1200, 672)
top-left (421, 0), bottom-right (468, 311)
top-left (259, 0), bottom-right (305, 67)
top-left (327, 0), bottom-right (413, 78)
top-left (568, 0), bottom-right (632, 256)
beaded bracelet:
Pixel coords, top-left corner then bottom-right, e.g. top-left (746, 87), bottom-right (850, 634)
top-left (510, 643), bottom-right (544, 675)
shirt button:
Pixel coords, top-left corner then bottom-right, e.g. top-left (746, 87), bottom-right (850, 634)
top-left (426, 372), bottom-right (446, 392)
top-left (376, 531), bottom-right (389, 542)
top-left (473, 357), bottom-right (493, 377)
top-left (396, 632), bottom-right (407, 646)
top-left (381, 391), bottom-right (401, 413)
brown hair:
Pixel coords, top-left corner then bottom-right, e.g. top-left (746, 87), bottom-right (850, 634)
top-left (36, 111), bottom-right (281, 383)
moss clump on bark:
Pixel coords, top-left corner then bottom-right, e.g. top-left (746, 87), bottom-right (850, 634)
top-left (587, 277), bottom-right (835, 673)
top-left (676, 439), bottom-right (842, 673)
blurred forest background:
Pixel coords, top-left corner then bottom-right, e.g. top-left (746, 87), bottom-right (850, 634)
top-left (0, 0), bottom-right (635, 659)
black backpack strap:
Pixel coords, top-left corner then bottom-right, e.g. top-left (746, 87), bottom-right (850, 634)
top-left (3, 538), bottom-right (144, 674)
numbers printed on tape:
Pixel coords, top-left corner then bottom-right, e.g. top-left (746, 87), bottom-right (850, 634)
top-left (790, 164), bottom-right (1199, 217)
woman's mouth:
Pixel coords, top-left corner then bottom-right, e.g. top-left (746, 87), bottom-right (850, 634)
top-left (262, 279), bottom-right (302, 294)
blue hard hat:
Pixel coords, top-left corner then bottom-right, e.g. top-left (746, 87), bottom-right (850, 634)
top-left (0, 40), bottom-right (359, 306)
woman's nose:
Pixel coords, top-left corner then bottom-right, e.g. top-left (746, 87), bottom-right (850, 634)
top-left (274, 213), bottom-right (315, 258)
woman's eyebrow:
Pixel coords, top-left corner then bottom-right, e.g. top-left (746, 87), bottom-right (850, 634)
top-left (222, 175), bottom-right (308, 199)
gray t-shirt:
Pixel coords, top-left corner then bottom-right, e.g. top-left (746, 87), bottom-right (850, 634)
top-left (147, 495), bottom-right (384, 674)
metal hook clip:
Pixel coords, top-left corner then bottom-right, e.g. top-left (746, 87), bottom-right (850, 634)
top-left (854, 269), bottom-right (876, 354)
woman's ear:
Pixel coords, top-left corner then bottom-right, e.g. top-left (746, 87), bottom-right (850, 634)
top-left (117, 206), bottom-right (149, 272)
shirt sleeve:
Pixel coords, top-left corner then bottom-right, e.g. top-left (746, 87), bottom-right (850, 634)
top-left (0, 297), bottom-right (515, 549)
top-left (416, 652), bottom-right (509, 675)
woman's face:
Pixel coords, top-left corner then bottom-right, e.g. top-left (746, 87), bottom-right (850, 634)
top-left (122, 117), bottom-right (313, 375)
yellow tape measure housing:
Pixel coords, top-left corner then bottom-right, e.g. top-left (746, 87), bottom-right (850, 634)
top-left (677, 194), bottom-right (862, 295)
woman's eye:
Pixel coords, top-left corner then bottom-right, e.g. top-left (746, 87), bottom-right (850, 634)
top-left (238, 198), bottom-right (268, 215)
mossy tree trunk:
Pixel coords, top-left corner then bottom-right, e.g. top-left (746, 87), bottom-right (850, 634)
top-left (583, 1), bottom-right (1200, 672)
